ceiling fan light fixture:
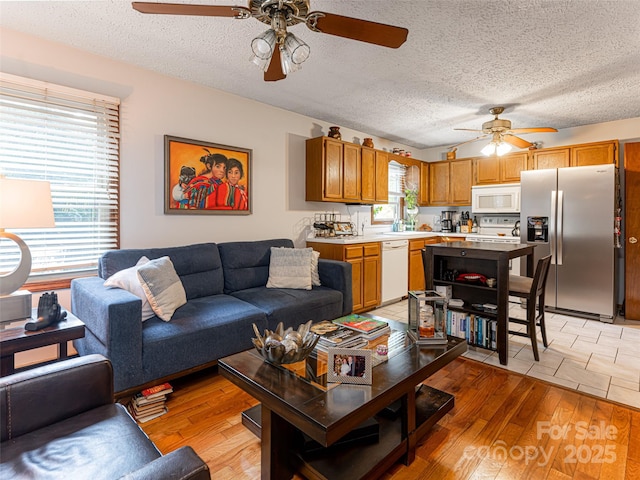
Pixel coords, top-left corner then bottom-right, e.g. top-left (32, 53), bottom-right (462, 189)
top-left (496, 142), bottom-right (512, 156)
top-left (282, 32), bottom-right (310, 64)
top-left (280, 44), bottom-right (302, 75)
top-left (481, 142), bottom-right (496, 156)
top-left (251, 28), bottom-right (277, 59)
top-left (250, 52), bottom-right (270, 71)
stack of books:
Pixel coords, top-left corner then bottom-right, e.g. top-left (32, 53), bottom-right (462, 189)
top-left (127, 382), bottom-right (173, 423)
top-left (332, 314), bottom-right (390, 340)
top-left (312, 320), bottom-right (367, 352)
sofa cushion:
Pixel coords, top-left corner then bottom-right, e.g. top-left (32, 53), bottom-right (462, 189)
top-left (0, 404), bottom-right (160, 480)
top-left (137, 257), bottom-right (187, 321)
top-left (218, 239), bottom-right (294, 293)
top-left (99, 243), bottom-right (224, 300)
top-left (141, 295), bottom-right (267, 383)
top-left (232, 286), bottom-right (344, 331)
top-left (266, 247), bottom-right (313, 290)
top-left (103, 256), bottom-right (155, 321)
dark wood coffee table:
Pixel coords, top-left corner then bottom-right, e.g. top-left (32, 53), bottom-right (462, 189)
top-left (219, 318), bottom-right (467, 480)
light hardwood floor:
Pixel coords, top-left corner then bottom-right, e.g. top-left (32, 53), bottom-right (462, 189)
top-left (141, 358), bottom-right (640, 479)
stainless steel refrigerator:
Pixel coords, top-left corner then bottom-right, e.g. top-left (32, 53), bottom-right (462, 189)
top-left (520, 164), bottom-right (616, 321)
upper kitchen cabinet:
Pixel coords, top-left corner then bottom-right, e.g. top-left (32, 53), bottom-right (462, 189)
top-left (429, 158), bottom-right (473, 206)
top-left (474, 152), bottom-right (528, 185)
top-left (530, 147), bottom-right (570, 170)
top-left (572, 140), bottom-right (618, 167)
top-left (530, 140), bottom-right (618, 170)
top-left (375, 150), bottom-right (389, 203)
top-left (306, 136), bottom-right (388, 204)
top-left (419, 162), bottom-right (429, 205)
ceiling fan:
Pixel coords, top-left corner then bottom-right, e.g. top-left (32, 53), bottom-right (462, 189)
top-left (451, 107), bottom-right (557, 156)
top-left (132, 1), bottom-right (409, 82)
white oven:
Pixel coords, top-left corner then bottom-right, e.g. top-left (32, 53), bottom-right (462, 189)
top-left (472, 183), bottom-right (520, 214)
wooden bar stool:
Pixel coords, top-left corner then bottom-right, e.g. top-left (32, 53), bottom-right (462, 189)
top-left (508, 254), bottom-right (552, 361)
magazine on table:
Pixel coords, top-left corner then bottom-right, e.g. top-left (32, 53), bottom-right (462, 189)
top-left (332, 314), bottom-right (389, 334)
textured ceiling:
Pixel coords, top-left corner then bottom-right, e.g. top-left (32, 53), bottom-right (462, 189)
top-left (1, 0), bottom-right (639, 149)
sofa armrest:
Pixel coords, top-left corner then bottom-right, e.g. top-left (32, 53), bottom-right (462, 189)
top-left (0, 354), bottom-right (113, 442)
top-left (71, 277), bottom-right (144, 391)
top-left (317, 259), bottom-right (353, 315)
top-left (119, 446), bottom-right (210, 480)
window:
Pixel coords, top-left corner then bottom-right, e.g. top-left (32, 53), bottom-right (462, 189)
top-left (0, 73), bottom-right (120, 284)
top-left (372, 161), bottom-right (406, 224)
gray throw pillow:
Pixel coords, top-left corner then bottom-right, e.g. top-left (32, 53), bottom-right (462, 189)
top-left (137, 256), bottom-right (187, 321)
top-left (266, 247), bottom-right (313, 290)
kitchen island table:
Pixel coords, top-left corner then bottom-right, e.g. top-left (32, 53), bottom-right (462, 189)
top-left (423, 241), bottom-right (535, 365)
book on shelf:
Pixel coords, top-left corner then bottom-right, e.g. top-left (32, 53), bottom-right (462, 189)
top-left (332, 314), bottom-right (388, 334)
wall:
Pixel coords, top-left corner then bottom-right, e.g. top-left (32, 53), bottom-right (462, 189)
top-left (0, 27), bottom-right (414, 254)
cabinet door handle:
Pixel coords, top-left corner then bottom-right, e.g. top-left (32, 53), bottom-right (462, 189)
top-left (630, 237), bottom-right (638, 244)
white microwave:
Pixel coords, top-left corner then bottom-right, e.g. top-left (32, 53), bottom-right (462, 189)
top-left (471, 183), bottom-right (521, 213)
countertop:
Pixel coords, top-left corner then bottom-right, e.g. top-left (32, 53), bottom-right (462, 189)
top-left (306, 231), bottom-right (468, 245)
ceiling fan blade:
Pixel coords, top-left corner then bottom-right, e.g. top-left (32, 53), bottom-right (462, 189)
top-left (509, 127), bottom-right (558, 134)
top-left (450, 134), bottom-right (488, 148)
top-left (453, 128), bottom-right (484, 132)
top-left (308, 12), bottom-right (408, 48)
top-left (132, 2), bottom-right (248, 18)
top-left (264, 47), bottom-right (286, 82)
top-left (502, 134), bottom-right (533, 149)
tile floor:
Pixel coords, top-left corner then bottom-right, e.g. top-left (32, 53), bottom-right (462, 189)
top-left (372, 300), bottom-right (640, 409)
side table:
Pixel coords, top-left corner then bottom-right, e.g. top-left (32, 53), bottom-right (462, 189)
top-left (0, 308), bottom-right (85, 376)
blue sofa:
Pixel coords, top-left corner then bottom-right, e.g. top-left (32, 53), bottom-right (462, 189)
top-left (71, 239), bottom-right (352, 393)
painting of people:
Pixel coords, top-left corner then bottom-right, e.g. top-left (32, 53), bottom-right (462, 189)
top-left (164, 135), bottom-right (251, 214)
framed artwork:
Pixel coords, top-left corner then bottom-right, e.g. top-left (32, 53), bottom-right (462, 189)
top-left (327, 348), bottom-right (373, 385)
top-left (164, 135), bottom-right (251, 215)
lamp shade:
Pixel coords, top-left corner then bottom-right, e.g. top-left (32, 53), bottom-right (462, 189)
top-left (0, 178), bottom-right (55, 229)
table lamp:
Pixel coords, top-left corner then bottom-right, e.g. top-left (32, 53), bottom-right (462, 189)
top-left (0, 178), bottom-right (55, 323)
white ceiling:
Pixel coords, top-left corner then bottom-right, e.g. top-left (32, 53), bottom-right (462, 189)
top-left (1, 0), bottom-right (639, 149)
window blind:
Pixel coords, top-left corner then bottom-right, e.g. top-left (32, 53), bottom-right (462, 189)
top-left (0, 73), bottom-right (120, 280)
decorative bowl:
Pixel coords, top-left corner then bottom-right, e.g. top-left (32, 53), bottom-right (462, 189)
top-left (252, 320), bottom-right (320, 365)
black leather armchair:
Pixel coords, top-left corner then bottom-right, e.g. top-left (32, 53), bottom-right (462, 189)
top-left (0, 354), bottom-right (210, 479)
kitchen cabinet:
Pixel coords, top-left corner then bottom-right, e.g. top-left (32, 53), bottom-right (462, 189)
top-left (572, 140), bottom-right (617, 167)
top-left (306, 136), bottom-right (389, 204)
top-left (408, 237), bottom-right (442, 291)
top-left (360, 147), bottom-right (376, 202)
top-left (306, 241), bottom-right (381, 313)
top-left (474, 152), bottom-right (528, 185)
top-left (429, 158), bottom-right (473, 206)
top-left (529, 140), bottom-right (618, 170)
top-left (375, 150), bottom-right (389, 202)
top-left (419, 162), bottom-right (429, 206)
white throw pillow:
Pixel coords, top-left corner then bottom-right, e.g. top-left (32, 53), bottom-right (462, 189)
top-left (103, 256), bottom-right (155, 321)
top-left (311, 250), bottom-right (321, 286)
top-left (266, 247), bottom-right (313, 290)
top-left (137, 256), bottom-right (187, 322)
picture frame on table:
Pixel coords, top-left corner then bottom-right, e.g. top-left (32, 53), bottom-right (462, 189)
top-left (327, 348), bottom-right (373, 385)
top-left (164, 135), bottom-right (252, 215)
top-left (332, 222), bottom-right (354, 235)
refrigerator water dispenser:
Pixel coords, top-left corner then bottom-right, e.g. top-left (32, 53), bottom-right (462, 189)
top-left (527, 216), bottom-right (548, 242)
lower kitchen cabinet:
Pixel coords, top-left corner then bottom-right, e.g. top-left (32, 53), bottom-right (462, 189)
top-left (408, 238), bottom-right (436, 291)
top-left (307, 241), bottom-right (381, 313)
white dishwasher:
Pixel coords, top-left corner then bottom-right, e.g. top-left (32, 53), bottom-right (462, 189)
top-left (381, 239), bottom-right (409, 305)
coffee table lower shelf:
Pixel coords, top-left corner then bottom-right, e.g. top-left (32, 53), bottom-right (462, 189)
top-left (242, 385), bottom-right (454, 480)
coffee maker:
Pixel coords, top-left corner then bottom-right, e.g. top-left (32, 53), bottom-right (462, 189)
top-left (441, 211), bottom-right (455, 233)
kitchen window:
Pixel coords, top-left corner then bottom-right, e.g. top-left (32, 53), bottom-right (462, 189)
top-left (0, 73), bottom-right (120, 288)
top-left (372, 160), bottom-right (405, 224)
